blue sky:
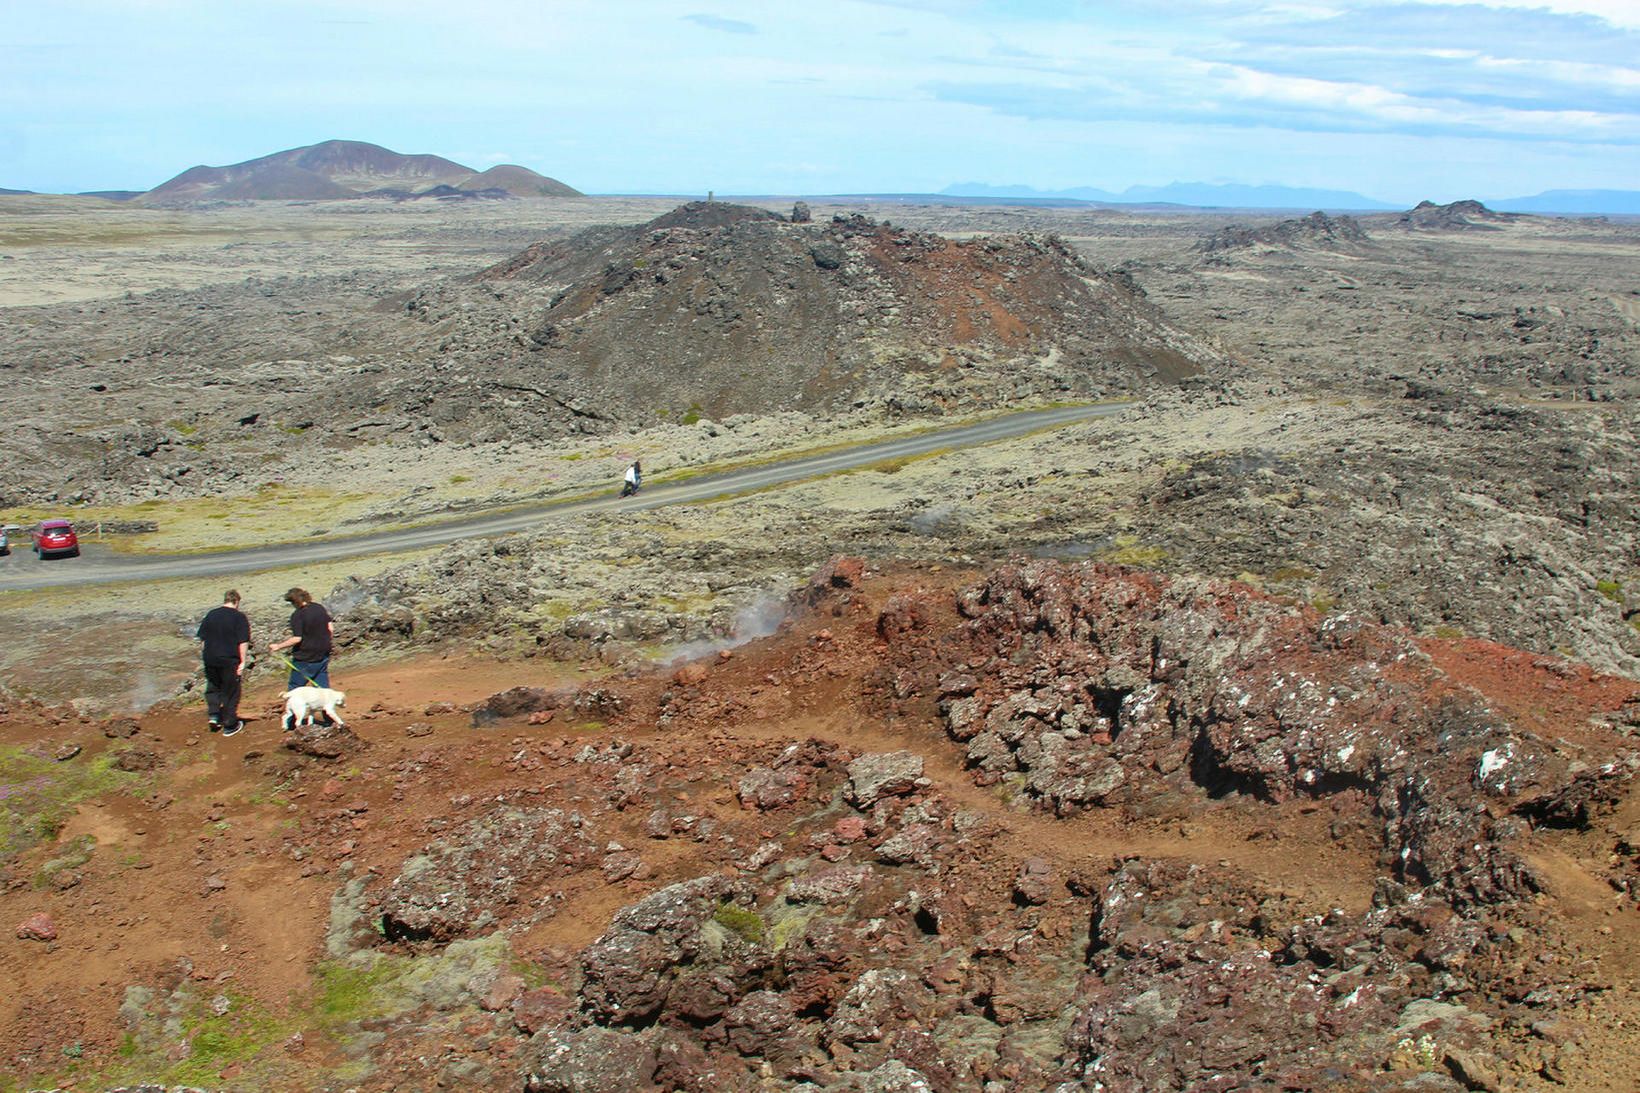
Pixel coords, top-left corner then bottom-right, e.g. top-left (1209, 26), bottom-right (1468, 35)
top-left (3, 0), bottom-right (1637, 202)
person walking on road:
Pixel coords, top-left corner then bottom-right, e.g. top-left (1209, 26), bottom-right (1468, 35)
top-left (270, 587), bottom-right (334, 689)
top-left (621, 460), bottom-right (642, 497)
top-left (197, 589), bottom-right (250, 736)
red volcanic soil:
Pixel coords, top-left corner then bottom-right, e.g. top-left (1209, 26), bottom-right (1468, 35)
top-left (2, 561), bottom-right (1636, 1090)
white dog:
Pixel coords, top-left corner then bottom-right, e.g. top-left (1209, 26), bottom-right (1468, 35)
top-left (282, 686), bottom-right (347, 730)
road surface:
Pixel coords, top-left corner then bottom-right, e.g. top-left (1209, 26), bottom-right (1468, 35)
top-left (0, 403), bottom-right (1128, 591)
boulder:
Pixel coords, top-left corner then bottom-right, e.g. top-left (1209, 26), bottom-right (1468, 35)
top-left (283, 720), bottom-right (366, 760)
top-left (379, 807), bottom-right (598, 943)
top-left (846, 752), bottom-right (925, 808)
top-left (737, 766), bottom-right (809, 811)
top-left (579, 875), bottom-right (763, 1024)
top-left (512, 987), bottom-right (573, 1035)
top-left (15, 912), bottom-right (57, 941)
top-left (473, 686), bottom-right (562, 720)
top-left (521, 1025), bottom-right (662, 1092)
top-left (826, 968), bottom-right (933, 1045)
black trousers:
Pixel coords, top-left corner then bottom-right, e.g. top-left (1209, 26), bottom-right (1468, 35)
top-left (203, 663), bottom-right (243, 725)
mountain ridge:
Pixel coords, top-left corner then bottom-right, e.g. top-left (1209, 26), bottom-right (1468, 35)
top-left (138, 139), bottom-right (580, 204)
top-left (944, 181), bottom-right (1397, 210)
top-left (945, 181), bottom-right (1640, 214)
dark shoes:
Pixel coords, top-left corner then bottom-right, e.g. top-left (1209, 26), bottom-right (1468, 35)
top-left (222, 720), bottom-right (244, 737)
top-left (207, 720), bottom-right (221, 732)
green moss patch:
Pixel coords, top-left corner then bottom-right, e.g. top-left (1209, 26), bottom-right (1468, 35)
top-left (164, 992), bottom-right (293, 1087)
top-left (1098, 535), bottom-right (1167, 567)
top-left (713, 901), bottom-right (767, 944)
top-left (314, 958), bottom-right (402, 1027)
top-left (0, 747), bottom-right (145, 859)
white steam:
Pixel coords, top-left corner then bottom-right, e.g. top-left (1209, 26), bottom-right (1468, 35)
top-left (658, 592), bottom-right (789, 667)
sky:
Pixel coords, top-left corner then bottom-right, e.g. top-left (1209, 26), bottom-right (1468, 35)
top-left (3, 0), bottom-right (1638, 203)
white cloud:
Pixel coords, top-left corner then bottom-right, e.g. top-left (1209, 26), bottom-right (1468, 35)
top-left (1467, 0), bottom-right (1640, 29)
top-left (1211, 60), bottom-right (1636, 137)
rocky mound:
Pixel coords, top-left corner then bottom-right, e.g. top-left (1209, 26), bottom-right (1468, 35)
top-left (404, 202), bottom-right (1224, 419)
top-left (1395, 199), bottom-right (1516, 231)
top-left (1195, 210), bottom-right (1372, 255)
top-left (139, 139), bottom-right (580, 204)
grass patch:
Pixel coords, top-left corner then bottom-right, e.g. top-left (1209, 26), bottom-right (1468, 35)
top-left (0, 747), bottom-right (145, 859)
top-left (1596, 579), bottom-right (1623, 603)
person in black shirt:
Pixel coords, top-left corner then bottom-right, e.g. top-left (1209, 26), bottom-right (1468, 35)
top-left (270, 587), bottom-right (334, 689)
top-left (196, 589), bottom-right (251, 736)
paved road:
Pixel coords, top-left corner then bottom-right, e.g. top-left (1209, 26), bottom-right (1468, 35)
top-left (0, 403), bottom-right (1128, 591)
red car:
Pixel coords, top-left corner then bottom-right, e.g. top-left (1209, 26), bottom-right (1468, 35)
top-left (30, 519), bottom-right (79, 558)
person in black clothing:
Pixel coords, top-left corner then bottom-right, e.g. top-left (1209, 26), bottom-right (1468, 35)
top-left (197, 589), bottom-right (251, 736)
top-left (269, 587), bottom-right (334, 689)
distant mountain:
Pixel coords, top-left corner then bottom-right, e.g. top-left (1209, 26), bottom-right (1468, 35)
top-left (942, 181), bottom-right (1395, 210)
top-left (0, 186), bottom-right (34, 195)
top-left (1491, 190), bottom-right (1640, 215)
top-left (451, 164), bottom-right (579, 198)
top-left (139, 140), bottom-right (581, 204)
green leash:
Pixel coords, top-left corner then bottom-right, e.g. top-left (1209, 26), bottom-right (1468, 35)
top-left (272, 651), bottom-right (324, 688)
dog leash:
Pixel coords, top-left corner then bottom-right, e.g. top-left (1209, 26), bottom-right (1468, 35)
top-left (272, 651), bottom-right (324, 688)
